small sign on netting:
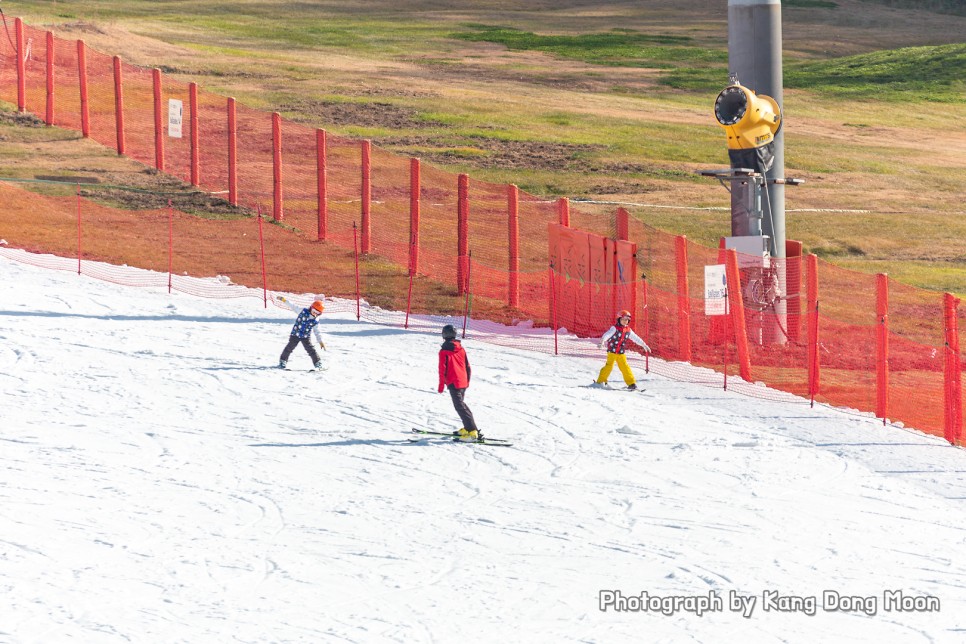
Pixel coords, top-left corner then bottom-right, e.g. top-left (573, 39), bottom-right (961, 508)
top-left (168, 99), bottom-right (183, 138)
top-left (705, 264), bottom-right (727, 316)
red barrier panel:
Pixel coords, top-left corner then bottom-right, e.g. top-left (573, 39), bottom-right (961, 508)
top-left (616, 239), bottom-right (638, 322)
top-left (549, 265), bottom-right (559, 354)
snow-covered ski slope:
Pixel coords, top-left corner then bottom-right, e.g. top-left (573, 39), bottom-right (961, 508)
top-left (2, 251), bottom-right (966, 643)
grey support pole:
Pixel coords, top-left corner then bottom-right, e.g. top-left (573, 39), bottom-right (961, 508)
top-left (729, 0), bottom-right (788, 345)
top-left (728, 0), bottom-right (785, 260)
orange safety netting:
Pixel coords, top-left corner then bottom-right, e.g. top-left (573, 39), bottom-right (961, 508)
top-left (0, 18), bottom-right (961, 444)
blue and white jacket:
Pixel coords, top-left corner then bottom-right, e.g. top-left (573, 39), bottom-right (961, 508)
top-left (281, 299), bottom-right (324, 344)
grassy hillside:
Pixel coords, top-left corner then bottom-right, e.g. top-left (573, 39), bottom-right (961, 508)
top-left (456, 25), bottom-right (965, 101)
top-left (1, 0), bottom-right (964, 295)
top-left (860, 0), bottom-right (966, 16)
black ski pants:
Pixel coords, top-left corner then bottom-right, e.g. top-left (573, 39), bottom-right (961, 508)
top-left (280, 335), bottom-right (320, 363)
top-left (447, 384), bottom-right (478, 431)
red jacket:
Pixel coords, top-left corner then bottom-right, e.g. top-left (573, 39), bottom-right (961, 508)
top-left (438, 339), bottom-right (471, 391)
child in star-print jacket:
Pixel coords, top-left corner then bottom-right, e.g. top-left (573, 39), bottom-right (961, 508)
top-left (275, 295), bottom-right (326, 369)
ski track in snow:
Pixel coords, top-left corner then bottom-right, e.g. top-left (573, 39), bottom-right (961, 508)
top-left (2, 254), bottom-right (966, 643)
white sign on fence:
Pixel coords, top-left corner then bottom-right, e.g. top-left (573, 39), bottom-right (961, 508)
top-left (705, 264), bottom-right (727, 316)
top-left (168, 99), bottom-right (183, 139)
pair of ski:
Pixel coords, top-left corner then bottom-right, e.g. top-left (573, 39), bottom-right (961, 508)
top-left (409, 428), bottom-right (513, 447)
top-left (276, 365), bottom-right (327, 373)
top-left (588, 383), bottom-right (643, 392)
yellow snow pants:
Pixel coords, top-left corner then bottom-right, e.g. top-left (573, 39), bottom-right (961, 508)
top-left (596, 352), bottom-right (636, 386)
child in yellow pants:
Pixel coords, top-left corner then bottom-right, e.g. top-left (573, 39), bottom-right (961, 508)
top-left (595, 310), bottom-right (650, 390)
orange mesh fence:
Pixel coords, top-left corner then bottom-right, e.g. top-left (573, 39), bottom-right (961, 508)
top-left (0, 18), bottom-right (961, 443)
top-left (569, 200), bottom-right (616, 240)
top-left (887, 279), bottom-right (947, 436)
top-left (629, 217), bottom-right (678, 294)
top-left (84, 47), bottom-right (116, 156)
top-left (890, 278), bottom-right (945, 348)
top-left (1, 176), bottom-right (959, 440)
top-left (195, 87), bottom-right (231, 196)
top-left (159, 74), bottom-right (194, 185)
top-left (813, 315), bottom-right (879, 417)
top-left (234, 100), bottom-right (274, 208)
top-left (54, 37), bottom-right (83, 132)
top-left (888, 330), bottom-right (946, 435)
top-left (21, 24), bottom-right (50, 123)
top-left (0, 23), bottom-right (14, 98)
top-left (409, 161), bottom-right (459, 292)
top-left (517, 190), bottom-right (558, 269)
top-left (368, 144), bottom-right (420, 268)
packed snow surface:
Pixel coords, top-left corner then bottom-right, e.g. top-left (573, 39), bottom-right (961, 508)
top-left (2, 252), bottom-right (965, 643)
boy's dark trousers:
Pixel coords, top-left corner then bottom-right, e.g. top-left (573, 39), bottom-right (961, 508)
top-left (280, 335), bottom-right (320, 363)
top-left (447, 384), bottom-right (477, 431)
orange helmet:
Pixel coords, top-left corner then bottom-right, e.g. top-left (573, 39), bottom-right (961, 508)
top-left (617, 309), bottom-right (631, 320)
top-left (310, 300), bottom-right (325, 314)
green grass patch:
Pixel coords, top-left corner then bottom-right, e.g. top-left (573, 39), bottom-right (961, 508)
top-left (663, 44), bottom-right (966, 99)
top-left (834, 258), bottom-right (966, 298)
top-left (452, 25), bottom-right (725, 69)
top-left (544, 112), bottom-right (576, 127)
top-left (17, 1), bottom-right (459, 57)
top-left (785, 0), bottom-right (839, 8)
top-left (858, 0), bottom-right (966, 16)
top-left (659, 66), bottom-right (729, 92)
top-left (452, 25), bottom-right (964, 102)
top-left (785, 44), bottom-right (966, 102)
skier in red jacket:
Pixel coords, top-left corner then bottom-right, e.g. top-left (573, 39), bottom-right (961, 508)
top-left (437, 324), bottom-right (480, 441)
